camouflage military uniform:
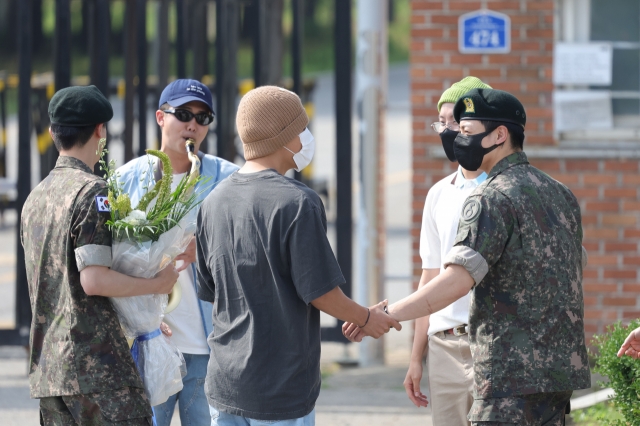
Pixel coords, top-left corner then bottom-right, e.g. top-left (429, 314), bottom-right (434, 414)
top-left (466, 391), bottom-right (573, 425)
top-left (21, 156), bottom-right (152, 425)
top-left (39, 387), bottom-right (151, 425)
top-left (443, 152), bottom-right (591, 425)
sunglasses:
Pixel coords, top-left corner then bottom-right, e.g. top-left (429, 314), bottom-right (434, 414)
top-left (163, 108), bottom-right (215, 126)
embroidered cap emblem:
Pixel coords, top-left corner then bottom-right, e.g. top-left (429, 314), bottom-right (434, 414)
top-left (464, 98), bottom-right (475, 113)
top-left (461, 198), bottom-right (481, 223)
top-left (95, 195), bottom-right (110, 212)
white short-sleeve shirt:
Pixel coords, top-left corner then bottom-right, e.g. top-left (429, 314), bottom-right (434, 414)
top-left (163, 172), bottom-right (210, 355)
top-left (420, 166), bottom-right (487, 335)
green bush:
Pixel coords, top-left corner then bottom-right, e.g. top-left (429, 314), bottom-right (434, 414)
top-left (591, 319), bottom-right (640, 425)
top-left (569, 401), bottom-right (624, 425)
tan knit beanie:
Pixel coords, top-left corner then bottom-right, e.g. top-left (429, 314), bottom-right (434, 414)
top-left (236, 86), bottom-right (309, 160)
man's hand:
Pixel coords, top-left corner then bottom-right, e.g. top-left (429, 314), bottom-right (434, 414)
top-left (342, 300), bottom-right (402, 341)
top-left (342, 321), bottom-right (365, 342)
top-left (364, 300), bottom-right (402, 338)
top-left (160, 322), bottom-right (173, 337)
top-left (154, 264), bottom-right (179, 294)
top-left (618, 326), bottom-right (640, 358)
top-left (404, 360), bottom-right (428, 407)
top-left (175, 237), bottom-right (196, 272)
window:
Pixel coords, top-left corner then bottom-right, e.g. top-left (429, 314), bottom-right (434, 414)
top-left (558, 0), bottom-right (640, 139)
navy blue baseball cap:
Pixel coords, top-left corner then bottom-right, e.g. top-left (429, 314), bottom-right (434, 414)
top-left (158, 79), bottom-right (214, 112)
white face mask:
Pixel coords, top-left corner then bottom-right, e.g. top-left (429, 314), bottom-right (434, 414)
top-left (284, 128), bottom-right (315, 172)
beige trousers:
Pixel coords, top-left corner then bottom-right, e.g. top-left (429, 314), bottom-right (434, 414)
top-left (427, 332), bottom-right (474, 426)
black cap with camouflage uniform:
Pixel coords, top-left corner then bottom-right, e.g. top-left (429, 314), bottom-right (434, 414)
top-left (22, 85), bottom-right (176, 425)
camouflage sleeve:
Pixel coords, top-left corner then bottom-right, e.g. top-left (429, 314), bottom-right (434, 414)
top-left (443, 189), bottom-right (516, 286)
top-left (71, 180), bottom-right (113, 272)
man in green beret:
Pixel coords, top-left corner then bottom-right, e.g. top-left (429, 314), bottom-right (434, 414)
top-left (21, 85), bottom-right (178, 425)
top-left (404, 76), bottom-right (491, 426)
top-left (345, 88), bottom-right (591, 425)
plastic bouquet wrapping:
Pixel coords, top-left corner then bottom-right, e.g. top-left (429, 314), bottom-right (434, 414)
top-left (98, 139), bottom-right (207, 406)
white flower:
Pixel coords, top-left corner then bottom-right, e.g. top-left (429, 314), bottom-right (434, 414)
top-left (122, 210), bottom-right (147, 226)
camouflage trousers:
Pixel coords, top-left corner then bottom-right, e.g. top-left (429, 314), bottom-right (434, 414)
top-left (39, 386), bottom-right (153, 426)
top-left (469, 391), bottom-right (572, 426)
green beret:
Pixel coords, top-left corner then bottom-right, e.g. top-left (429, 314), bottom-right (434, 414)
top-left (48, 85), bottom-right (113, 127)
top-left (437, 76), bottom-right (492, 112)
top-left (453, 88), bottom-right (526, 128)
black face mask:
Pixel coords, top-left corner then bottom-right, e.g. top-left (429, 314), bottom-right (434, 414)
top-left (453, 130), bottom-right (499, 171)
top-left (439, 128), bottom-right (458, 162)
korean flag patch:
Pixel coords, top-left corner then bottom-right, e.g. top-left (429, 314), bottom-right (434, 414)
top-left (95, 195), bottom-right (111, 213)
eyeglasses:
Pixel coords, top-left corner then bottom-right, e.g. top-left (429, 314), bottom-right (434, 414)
top-left (431, 121), bottom-right (460, 134)
top-left (164, 108), bottom-right (215, 126)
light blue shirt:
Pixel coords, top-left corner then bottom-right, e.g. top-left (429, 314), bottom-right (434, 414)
top-left (116, 152), bottom-right (239, 341)
top-left (454, 165), bottom-right (487, 190)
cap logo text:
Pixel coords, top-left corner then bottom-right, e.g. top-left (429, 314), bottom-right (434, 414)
top-left (186, 85), bottom-right (206, 96)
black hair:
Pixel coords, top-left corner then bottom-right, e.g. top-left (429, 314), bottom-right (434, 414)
top-left (50, 123), bottom-right (99, 151)
top-left (480, 120), bottom-right (525, 150)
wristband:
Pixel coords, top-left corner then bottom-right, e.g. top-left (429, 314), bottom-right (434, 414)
top-left (358, 308), bottom-right (371, 328)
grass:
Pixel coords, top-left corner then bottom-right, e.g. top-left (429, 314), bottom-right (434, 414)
top-left (569, 401), bottom-right (625, 425)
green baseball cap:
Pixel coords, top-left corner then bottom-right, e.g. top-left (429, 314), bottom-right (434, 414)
top-left (48, 85), bottom-right (113, 127)
top-left (437, 76), bottom-right (492, 112)
top-left (453, 88), bottom-right (526, 128)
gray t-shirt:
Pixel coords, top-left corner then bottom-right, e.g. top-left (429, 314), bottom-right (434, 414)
top-left (196, 169), bottom-right (345, 421)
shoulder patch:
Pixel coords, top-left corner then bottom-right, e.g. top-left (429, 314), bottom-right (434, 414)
top-left (95, 195), bottom-right (111, 212)
top-left (461, 198), bottom-right (481, 223)
top-left (464, 98), bottom-right (475, 113)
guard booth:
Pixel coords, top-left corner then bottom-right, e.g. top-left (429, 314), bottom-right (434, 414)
top-left (1, 0), bottom-right (354, 347)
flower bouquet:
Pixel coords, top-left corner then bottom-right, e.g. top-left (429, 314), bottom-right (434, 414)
top-left (99, 139), bottom-right (208, 406)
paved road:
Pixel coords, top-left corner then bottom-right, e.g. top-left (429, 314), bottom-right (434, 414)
top-left (0, 215), bottom-right (16, 329)
top-left (316, 363), bottom-right (432, 426)
top-left (0, 344), bottom-right (432, 426)
top-left (0, 347), bottom-right (38, 425)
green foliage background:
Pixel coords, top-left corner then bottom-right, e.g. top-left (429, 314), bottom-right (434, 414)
top-left (569, 401), bottom-right (624, 425)
top-left (2, 0), bottom-right (410, 78)
top-left (0, 0), bottom-right (409, 116)
top-left (572, 320), bottom-right (640, 425)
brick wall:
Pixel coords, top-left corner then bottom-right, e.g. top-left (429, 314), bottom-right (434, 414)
top-left (410, 0), bottom-right (640, 345)
top-left (528, 159), bottom-right (640, 343)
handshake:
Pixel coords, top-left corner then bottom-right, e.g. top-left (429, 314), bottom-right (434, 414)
top-left (342, 300), bottom-right (402, 342)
